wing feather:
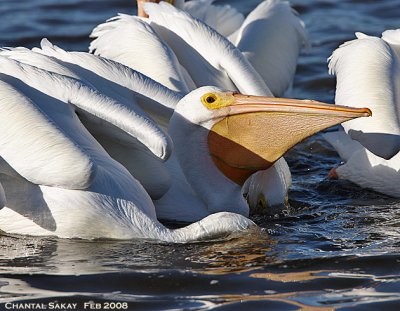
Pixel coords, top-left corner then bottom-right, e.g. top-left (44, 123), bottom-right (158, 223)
top-left (38, 39), bottom-right (180, 126)
top-left (0, 51), bottom-right (174, 160)
top-left (0, 77), bottom-right (96, 190)
top-left (0, 47), bottom-right (80, 80)
top-left (89, 14), bottom-right (194, 93)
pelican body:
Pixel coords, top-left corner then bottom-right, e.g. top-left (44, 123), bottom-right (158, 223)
top-left (325, 30), bottom-right (400, 197)
top-left (0, 55), bottom-right (371, 239)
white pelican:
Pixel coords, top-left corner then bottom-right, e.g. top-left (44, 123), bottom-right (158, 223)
top-left (325, 30), bottom-right (400, 197)
top-left (1, 40), bottom-right (289, 219)
top-left (0, 65), bottom-right (258, 241)
top-left (2, 36), bottom-right (372, 221)
top-left (89, 2), bottom-right (298, 215)
top-left (0, 56), bottom-right (370, 239)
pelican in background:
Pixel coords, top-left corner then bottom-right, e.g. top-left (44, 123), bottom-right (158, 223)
top-left (134, 0), bottom-right (309, 96)
top-left (90, 0), bottom-right (308, 96)
top-left (91, 2), bottom-right (271, 96)
top-left (325, 30), bottom-right (400, 197)
top-left (0, 55), bottom-right (370, 239)
top-left (174, 0), bottom-right (309, 97)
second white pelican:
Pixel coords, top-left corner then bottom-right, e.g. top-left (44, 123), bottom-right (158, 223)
top-left (325, 30), bottom-right (400, 197)
top-left (134, 0), bottom-right (308, 96)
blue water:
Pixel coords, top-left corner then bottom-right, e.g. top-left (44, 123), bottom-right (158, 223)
top-left (0, 0), bottom-right (400, 310)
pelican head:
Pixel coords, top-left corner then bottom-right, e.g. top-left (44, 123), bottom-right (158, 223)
top-left (176, 86), bottom-right (371, 183)
top-left (169, 86), bottom-right (371, 215)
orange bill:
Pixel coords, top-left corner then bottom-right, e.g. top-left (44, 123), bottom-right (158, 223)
top-left (208, 93), bottom-right (372, 185)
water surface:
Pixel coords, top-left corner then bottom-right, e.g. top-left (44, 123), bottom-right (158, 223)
top-left (0, 0), bottom-right (400, 309)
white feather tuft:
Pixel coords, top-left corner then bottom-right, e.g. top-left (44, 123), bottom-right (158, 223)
top-left (89, 14), bottom-right (193, 93)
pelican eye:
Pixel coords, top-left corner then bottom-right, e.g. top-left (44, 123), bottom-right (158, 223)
top-left (206, 95), bottom-right (216, 104)
top-left (201, 92), bottom-right (235, 109)
top-left (201, 93), bottom-right (222, 109)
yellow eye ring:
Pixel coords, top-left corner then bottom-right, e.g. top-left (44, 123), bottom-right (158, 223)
top-left (205, 94), bottom-right (216, 104)
top-left (201, 92), bottom-right (235, 109)
top-left (201, 93), bottom-right (220, 109)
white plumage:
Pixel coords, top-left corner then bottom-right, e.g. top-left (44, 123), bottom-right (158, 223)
top-left (0, 51), bottom-right (174, 198)
top-left (89, 14), bottom-right (195, 93)
top-left (234, 0), bottom-right (309, 96)
top-left (142, 2), bottom-right (272, 95)
top-left (326, 30), bottom-right (400, 197)
top-left (152, 0), bottom-right (308, 96)
top-left (0, 65), bottom-right (256, 240)
top-left (0, 52), bottom-right (370, 239)
top-left (177, 0), bottom-right (245, 39)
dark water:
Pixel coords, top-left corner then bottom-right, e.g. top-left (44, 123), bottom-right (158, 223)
top-left (1, 0), bottom-right (400, 310)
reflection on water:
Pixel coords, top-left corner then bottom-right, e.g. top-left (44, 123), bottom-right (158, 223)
top-left (0, 230), bottom-right (271, 275)
top-left (249, 270), bottom-right (334, 282)
top-left (0, 229), bottom-right (399, 309)
top-left (0, 0), bottom-right (400, 309)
